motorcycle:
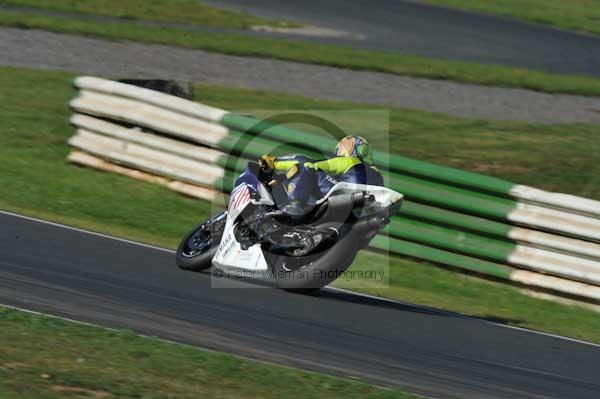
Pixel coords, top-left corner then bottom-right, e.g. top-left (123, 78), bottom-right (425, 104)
top-left (176, 161), bottom-right (403, 291)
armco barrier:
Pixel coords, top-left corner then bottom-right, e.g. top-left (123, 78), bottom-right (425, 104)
top-left (213, 134), bottom-right (600, 241)
top-left (370, 236), bottom-right (600, 301)
top-left (75, 77), bottom-right (600, 217)
top-left (68, 151), bottom-right (226, 204)
top-left (212, 157), bottom-right (600, 283)
top-left (221, 113), bottom-right (600, 219)
top-left (67, 77), bottom-right (600, 304)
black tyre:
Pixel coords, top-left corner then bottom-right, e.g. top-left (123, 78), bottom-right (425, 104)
top-left (176, 212), bottom-right (225, 272)
top-left (272, 225), bottom-right (364, 292)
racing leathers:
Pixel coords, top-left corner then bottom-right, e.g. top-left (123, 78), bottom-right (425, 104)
top-left (259, 154), bottom-right (384, 215)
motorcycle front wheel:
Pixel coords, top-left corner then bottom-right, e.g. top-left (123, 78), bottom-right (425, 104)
top-left (176, 212), bottom-right (225, 272)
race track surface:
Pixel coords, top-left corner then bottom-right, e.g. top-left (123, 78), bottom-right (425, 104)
top-left (2, 211), bottom-right (600, 399)
top-left (204, 0), bottom-right (600, 78)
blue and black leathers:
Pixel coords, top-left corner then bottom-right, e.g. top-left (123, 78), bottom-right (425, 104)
top-left (271, 154), bottom-right (384, 204)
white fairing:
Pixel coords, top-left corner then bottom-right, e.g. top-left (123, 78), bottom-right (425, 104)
top-left (213, 183), bottom-right (270, 271)
top-left (212, 182), bottom-right (403, 271)
top-left (317, 182), bottom-right (403, 208)
top-left (212, 218), bottom-right (269, 271)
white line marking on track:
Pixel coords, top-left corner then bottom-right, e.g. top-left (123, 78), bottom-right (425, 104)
top-left (0, 302), bottom-right (392, 390)
top-left (0, 303), bottom-right (120, 331)
top-left (490, 323), bottom-right (600, 348)
top-left (325, 288), bottom-right (600, 349)
top-left (0, 209), bottom-right (175, 254)
top-left (3, 209), bottom-right (600, 349)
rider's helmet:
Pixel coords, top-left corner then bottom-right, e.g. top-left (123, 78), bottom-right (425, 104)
top-left (335, 135), bottom-right (374, 164)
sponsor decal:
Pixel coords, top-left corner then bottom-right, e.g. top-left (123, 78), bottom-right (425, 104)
top-left (216, 232), bottom-right (235, 257)
top-left (325, 174), bottom-right (339, 185)
top-left (228, 184), bottom-right (251, 212)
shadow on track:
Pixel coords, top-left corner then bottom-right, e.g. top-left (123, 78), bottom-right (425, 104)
top-left (316, 288), bottom-right (524, 325)
top-left (196, 268), bottom-right (524, 325)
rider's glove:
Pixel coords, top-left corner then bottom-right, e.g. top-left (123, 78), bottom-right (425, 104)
top-left (258, 155), bottom-right (276, 173)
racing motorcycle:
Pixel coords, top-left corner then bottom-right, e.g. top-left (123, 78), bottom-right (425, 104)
top-left (176, 161), bottom-right (403, 291)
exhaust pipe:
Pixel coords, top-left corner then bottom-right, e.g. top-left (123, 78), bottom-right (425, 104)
top-left (354, 215), bottom-right (389, 232)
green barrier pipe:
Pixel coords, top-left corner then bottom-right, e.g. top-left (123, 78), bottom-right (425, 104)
top-left (213, 168), bottom-right (515, 278)
top-left (221, 130), bottom-right (322, 160)
top-left (220, 114), bottom-right (515, 195)
top-left (215, 170), bottom-right (515, 264)
top-left (400, 201), bottom-right (511, 238)
top-left (383, 218), bottom-right (515, 262)
top-left (216, 158), bottom-right (514, 241)
top-left (216, 153), bottom-right (513, 238)
top-left (216, 128), bottom-right (517, 218)
top-left (220, 114), bottom-right (336, 155)
top-left (387, 174), bottom-right (515, 219)
top-left (369, 235), bottom-right (514, 280)
top-left (198, 165), bottom-right (599, 297)
top-left (213, 173), bottom-right (235, 194)
top-left (216, 154), bottom-right (247, 173)
top-left (373, 151), bottom-right (514, 194)
top-left (217, 143), bottom-right (516, 220)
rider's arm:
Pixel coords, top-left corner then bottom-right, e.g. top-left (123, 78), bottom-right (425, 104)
top-left (260, 155), bottom-right (362, 179)
top-left (259, 155), bottom-right (301, 171)
top-left (273, 159), bottom-right (299, 171)
top-left (305, 157), bottom-right (362, 175)
top-left (258, 155), bottom-right (303, 180)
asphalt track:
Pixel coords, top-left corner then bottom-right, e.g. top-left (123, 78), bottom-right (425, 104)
top-left (205, 0), bottom-right (600, 78)
top-left (2, 210), bottom-right (600, 398)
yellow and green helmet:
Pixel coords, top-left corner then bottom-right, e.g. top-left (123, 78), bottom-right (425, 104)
top-left (334, 135), bottom-right (374, 164)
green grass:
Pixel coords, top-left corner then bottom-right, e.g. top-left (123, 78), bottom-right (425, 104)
top-left (0, 306), bottom-right (417, 399)
top-left (4, 8), bottom-right (600, 97)
top-left (425, 0), bottom-right (600, 36)
top-left (2, 66), bottom-right (600, 345)
top-left (0, 68), bottom-right (211, 248)
top-left (0, 0), bottom-right (296, 28)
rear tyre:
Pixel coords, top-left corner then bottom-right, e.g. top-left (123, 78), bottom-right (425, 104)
top-left (271, 225), bottom-right (363, 292)
top-left (176, 212), bottom-right (225, 272)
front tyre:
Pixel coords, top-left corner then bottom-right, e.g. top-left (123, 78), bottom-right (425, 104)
top-left (176, 212), bottom-right (225, 272)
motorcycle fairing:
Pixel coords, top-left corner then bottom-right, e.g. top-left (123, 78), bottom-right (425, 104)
top-left (213, 181), bottom-right (270, 271)
top-left (212, 223), bottom-right (269, 271)
top-left (212, 179), bottom-right (402, 273)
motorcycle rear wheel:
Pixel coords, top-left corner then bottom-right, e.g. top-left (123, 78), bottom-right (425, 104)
top-left (271, 225), bottom-right (365, 292)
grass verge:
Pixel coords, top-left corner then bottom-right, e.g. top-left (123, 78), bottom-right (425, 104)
top-left (0, 0), bottom-right (296, 28)
top-left (2, 66), bottom-right (600, 344)
top-left (425, 0), bottom-right (600, 36)
top-left (0, 306), bottom-right (417, 398)
top-left (3, 8), bottom-right (600, 96)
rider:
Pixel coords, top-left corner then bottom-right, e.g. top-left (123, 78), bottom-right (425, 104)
top-left (258, 135), bottom-right (384, 217)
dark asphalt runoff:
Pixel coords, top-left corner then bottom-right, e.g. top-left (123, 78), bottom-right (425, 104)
top-left (2, 211), bottom-right (600, 399)
top-left (204, 0), bottom-right (600, 78)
